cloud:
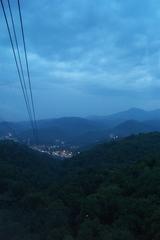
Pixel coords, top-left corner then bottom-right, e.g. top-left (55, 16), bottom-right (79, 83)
top-left (1, 0), bottom-right (160, 119)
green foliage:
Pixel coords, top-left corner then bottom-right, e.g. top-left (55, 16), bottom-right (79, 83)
top-left (0, 133), bottom-right (160, 239)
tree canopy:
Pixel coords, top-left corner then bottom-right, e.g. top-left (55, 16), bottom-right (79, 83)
top-left (0, 133), bottom-right (160, 239)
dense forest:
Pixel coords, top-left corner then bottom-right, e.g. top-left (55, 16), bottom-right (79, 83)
top-left (0, 133), bottom-right (160, 239)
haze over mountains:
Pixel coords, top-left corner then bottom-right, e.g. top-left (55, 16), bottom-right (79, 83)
top-left (89, 107), bottom-right (160, 124)
top-left (1, 108), bottom-right (160, 147)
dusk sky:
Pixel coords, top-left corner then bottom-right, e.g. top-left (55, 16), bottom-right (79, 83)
top-left (1, 0), bottom-right (160, 120)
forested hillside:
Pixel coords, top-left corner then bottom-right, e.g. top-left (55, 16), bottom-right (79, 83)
top-left (0, 133), bottom-right (160, 239)
top-left (2, 109), bottom-right (160, 148)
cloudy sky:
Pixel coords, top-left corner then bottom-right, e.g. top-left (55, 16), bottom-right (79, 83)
top-left (1, 0), bottom-right (160, 120)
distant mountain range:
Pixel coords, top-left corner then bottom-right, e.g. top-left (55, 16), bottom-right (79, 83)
top-left (89, 107), bottom-right (160, 124)
top-left (1, 108), bottom-right (160, 147)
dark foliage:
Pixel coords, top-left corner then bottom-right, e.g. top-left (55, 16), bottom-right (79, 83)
top-left (0, 133), bottom-right (160, 239)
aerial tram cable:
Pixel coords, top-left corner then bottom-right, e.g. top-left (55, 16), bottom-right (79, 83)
top-left (7, 0), bottom-right (37, 142)
top-left (7, 0), bottom-right (33, 123)
top-left (17, 0), bottom-right (38, 140)
top-left (0, 0), bottom-right (35, 138)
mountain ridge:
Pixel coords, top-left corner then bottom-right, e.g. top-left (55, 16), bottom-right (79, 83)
top-left (1, 108), bottom-right (160, 147)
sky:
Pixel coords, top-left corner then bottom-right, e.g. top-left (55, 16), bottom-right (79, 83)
top-left (1, 0), bottom-right (160, 120)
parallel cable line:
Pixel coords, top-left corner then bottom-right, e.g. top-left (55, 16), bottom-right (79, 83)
top-left (17, 0), bottom-right (38, 142)
top-left (7, 0), bottom-right (37, 141)
top-left (7, 0), bottom-right (33, 123)
top-left (0, 0), bottom-right (35, 136)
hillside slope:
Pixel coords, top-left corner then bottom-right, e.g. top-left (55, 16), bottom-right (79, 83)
top-left (107, 120), bottom-right (153, 137)
top-left (0, 134), bottom-right (160, 239)
top-left (1, 111), bottom-right (160, 148)
top-left (91, 108), bottom-right (160, 122)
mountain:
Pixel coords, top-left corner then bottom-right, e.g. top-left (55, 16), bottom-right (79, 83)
top-left (107, 108), bottom-right (149, 121)
top-left (0, 117), bottom-right (104, 145)
top-left (107, 120), bottom-right (154, 137)
top-left (91, 108), bottom-right (160, 123)
top-left (0, 121), bottom-right (30, 138)
top-left (38, 117), bottom-right (102, 137)
top-left (1, 109), bottom-right (160, 148)
top-left (67, 132), bottom-right (160, 168)
top-left (20, 117), bottom-right (106, 146)
top-left (143, 119), bottom-right (160, 131)
top-left (1, 133), bottom-right (160, 239)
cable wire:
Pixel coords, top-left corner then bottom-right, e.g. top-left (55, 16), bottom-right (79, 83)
top-left (0, 0), bottom-right (35, 137)
top-left (7, 0), bottom-right (37, 142)
top-left (17, 0), bottom-right (38, 142)
top-left (7, 0), bottom-right (33, 123)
